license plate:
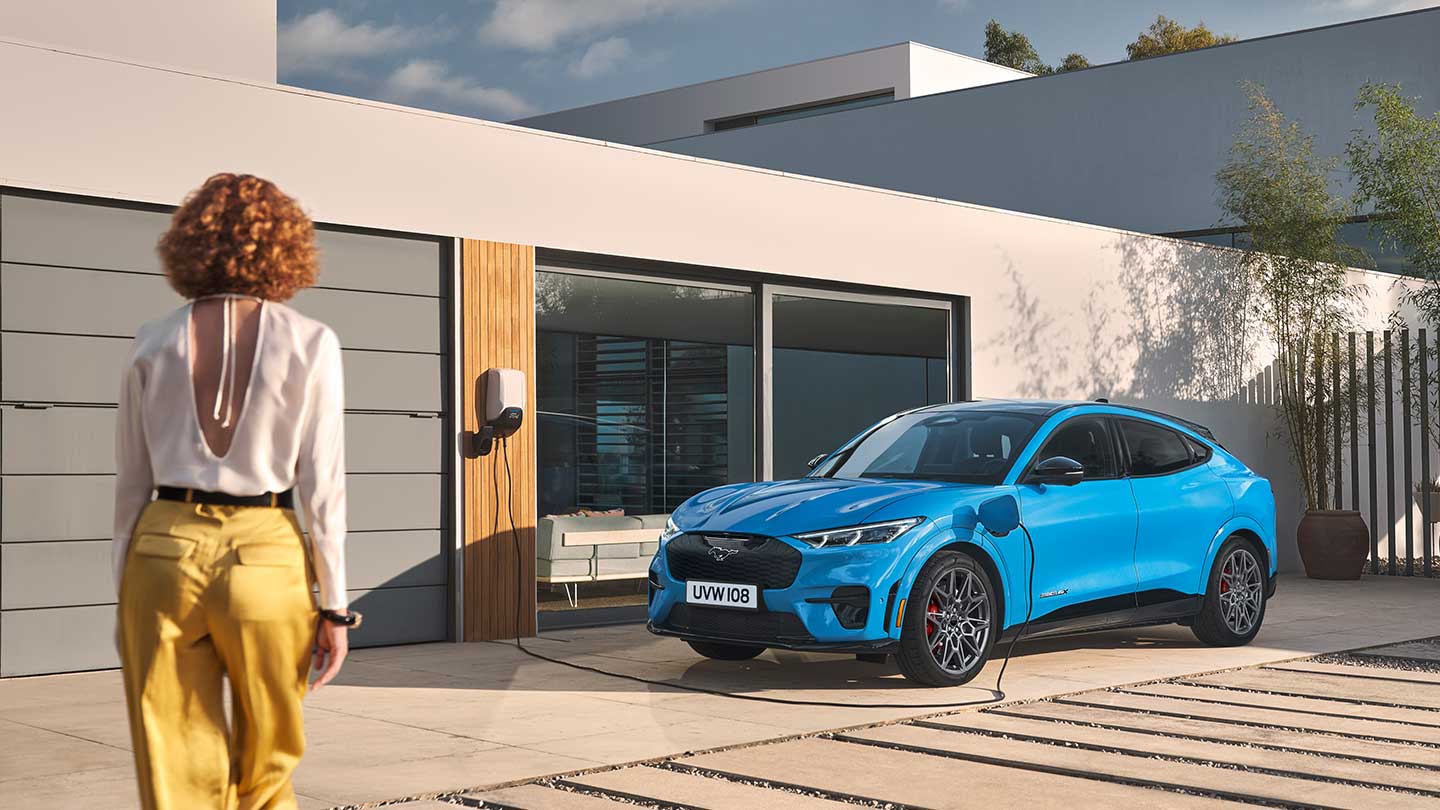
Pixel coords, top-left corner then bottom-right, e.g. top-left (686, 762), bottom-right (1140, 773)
top-left (686, 580), bottom-right (758, 610)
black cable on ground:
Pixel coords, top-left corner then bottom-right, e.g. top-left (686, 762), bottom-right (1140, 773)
top-left (499, 435), bottom-right (1036, 710)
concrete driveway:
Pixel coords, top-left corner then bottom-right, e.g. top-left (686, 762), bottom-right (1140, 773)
top-left (1, 574), bottom-right (1437, 809)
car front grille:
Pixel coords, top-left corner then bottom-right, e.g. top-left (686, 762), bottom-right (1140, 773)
top-left (665, 533), bottom-right (802, 589)
top-left (663, 604), bottom-right (813, 643)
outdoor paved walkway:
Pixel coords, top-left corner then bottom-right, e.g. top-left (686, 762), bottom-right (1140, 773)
top-left (1, 574), bottom-right (1437, 809)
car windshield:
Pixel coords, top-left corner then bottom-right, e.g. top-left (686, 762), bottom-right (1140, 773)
top-left (816, 410), bottom-right (1042, 484)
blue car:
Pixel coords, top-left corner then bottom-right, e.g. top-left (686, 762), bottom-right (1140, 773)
top-left (647, 400), bottom-right (1276, 686)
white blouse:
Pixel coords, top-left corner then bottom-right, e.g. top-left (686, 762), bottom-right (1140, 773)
top-left (113, 297), bottom-right (349, 610)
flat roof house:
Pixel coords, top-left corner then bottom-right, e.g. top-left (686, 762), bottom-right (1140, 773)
top-left (0, 1), bottom-right (1408, 677)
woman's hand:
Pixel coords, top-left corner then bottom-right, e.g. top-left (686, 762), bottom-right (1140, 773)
top-left (310, 613), bottom-right (350, 692)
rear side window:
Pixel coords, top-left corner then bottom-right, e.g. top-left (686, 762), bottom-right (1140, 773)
top-left (1183, 435), bottom-right (1212, 463)
top-left (1120, 420), bottom-right (1194, 476)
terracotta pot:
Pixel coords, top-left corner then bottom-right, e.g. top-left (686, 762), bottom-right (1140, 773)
top-left (1297, 510), bottom-right (1369, 580)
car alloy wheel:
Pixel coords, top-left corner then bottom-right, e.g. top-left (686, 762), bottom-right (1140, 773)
top-left (1218, 546), bottom-right (1263, 635)
top-left (924, 566), bottom-right (991, 675)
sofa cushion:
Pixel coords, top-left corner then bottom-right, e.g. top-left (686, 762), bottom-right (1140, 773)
top-left (537, 557), bottom-right (593, 581)
top-left (595, 557), bottom-right (651, 578)
top-left (538, 515), bottom-right (641, 560)
top-left (595, 542), bottom-right (641, 559)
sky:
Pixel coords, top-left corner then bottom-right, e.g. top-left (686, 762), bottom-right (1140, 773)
top-left (276, 0), bottom-right (1439, 121)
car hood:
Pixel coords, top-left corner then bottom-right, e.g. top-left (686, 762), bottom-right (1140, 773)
top-left (673, 477), bottom-right (975, 538)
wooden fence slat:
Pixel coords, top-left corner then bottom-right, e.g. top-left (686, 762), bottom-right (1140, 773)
top-left (1349, 333), bottom-right (1359, 514)
top-left (1367, 331), bottom-right (1378, 574)
top-left (1402, 328), bottom-right (1414, 575)
top-left (1332, 333), bottom-right (1342, 509)
top-left (1385, 329), bottom-right (1397, 575)
top-left (1421, 329), bottom-right (1432, 578)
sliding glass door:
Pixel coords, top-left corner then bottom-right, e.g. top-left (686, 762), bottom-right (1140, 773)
top-left (768, 288), bottom-right (951, 480)
top-left (534, 263), bottom-right (959, 623)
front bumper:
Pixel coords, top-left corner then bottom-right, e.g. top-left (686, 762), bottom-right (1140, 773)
top-left (646, 532), bottom-right (912, 648)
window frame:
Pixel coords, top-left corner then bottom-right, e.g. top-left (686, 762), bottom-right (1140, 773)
top-left (1114, 416), bottom-right (1209, 479)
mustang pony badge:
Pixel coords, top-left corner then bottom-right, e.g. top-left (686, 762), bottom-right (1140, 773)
top-left (708, 547), bottom-right (741, 562)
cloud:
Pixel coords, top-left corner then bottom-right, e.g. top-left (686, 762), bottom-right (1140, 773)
top-left (479, 0), bottom-right (733, 51)
top-left (279, 9), bottom-right (431, 73)
top-left (568, 37), bottom-right (632, 78)
top-left (379, 59), bottom-right (537, 118)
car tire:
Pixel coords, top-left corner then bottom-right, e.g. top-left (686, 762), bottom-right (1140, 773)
top-left (896, 550), bottom-right (998, 687)
top-left (687, 640), bottom-right (764, 661)
top-left (1192, 535), bottom-right (1268, 647)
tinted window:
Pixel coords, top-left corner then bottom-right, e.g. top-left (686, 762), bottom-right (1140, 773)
top-left (1184, 435), bottom-right (1212, 462)
top-left (1036, 417), bottom-right (1116, 478)
top-left (1121, 420), bottom-right (1193, 476)
top-left (824, 411), bottom-right (1041, 485)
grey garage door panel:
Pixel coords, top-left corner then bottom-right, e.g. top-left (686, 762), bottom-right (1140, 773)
top-left (315, 230), bottom-right (442, 296)
top-left (347, 474), bottom-right (442, 531)
top-left (0, 604), bottom-right (120, 677)
top-left (0, 474), bottom-right (436, 540)
top-left (0, 195), bottom-right (169, 273)
top-left (2, 263), bottom-right (181, 337)
top-left (1, 475), bottom-right (115, 542)
top-left (3, 264), bottom-right (440, 355)
top-left (346, 585), bottom-right (447, 647)
top-left (1, 196), bottom-right (443, 298)
top-left (345, 350), bottom-right (442, 412)
top-left (2, 332), bottom-right (130, 403)
top-left (291, 286), bottom-right (440, 353)
top-left (2, 540), bottom-right (114, 609)
top-left (1, 406), bottom-right (115, 474)
top-left (1, 335), bottom-right (437, 413)
top-left (347, 530), bottom-right (445, 590)
top-left (347, 413), bottom-right (442, 474)
top-left (0, 531), bottom-right (444, 608)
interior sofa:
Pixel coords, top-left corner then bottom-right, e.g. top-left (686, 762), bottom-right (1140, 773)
top-left (536, 514), bottom-right (668, 605)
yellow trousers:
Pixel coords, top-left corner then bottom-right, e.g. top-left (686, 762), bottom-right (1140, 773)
top-left (118, 499), bottom-right (318, 810)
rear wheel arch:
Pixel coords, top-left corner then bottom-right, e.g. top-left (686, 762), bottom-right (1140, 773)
top-left (1229, 528), bottom-right (1269, 574)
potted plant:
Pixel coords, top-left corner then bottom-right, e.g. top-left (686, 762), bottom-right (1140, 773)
top-left (1218, 83), bottom-right (1370, 579)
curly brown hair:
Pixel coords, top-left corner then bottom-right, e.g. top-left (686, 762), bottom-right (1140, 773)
top-left (158, 173), bottom-right (318, 301)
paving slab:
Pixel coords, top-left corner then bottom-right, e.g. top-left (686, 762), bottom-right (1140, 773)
top-left (1070, 688), bottom-right (1440, 745)
top-left (1132, 680), bottom-right (1440, 728)
top-left (1361, 639), bottom-right (1440, 663)
top-left (922, 711), bottom-right (1440, 794)
top-left (1266, 659), bottom-right (1440, 685)
top-left (996, 700), bottom-right (1440, 768)
top-left (0, 718), bottom-right (130, 780)
top-left (466, 784), bottom-right (629, 809)
top-left (677, 736), bottom-right (1251, 809)
top-left (1186, 666), bottom-right (1440, 709)
top-left (570, 765), bottom-right (859, 809)
top-left (846, 723), bottom-right (1433, 810)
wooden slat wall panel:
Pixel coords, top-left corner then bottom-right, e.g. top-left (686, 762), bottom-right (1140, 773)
top-left (461, 240), bottom-right (537, 641)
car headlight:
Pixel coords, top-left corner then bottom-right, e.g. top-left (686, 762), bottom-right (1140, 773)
top-left (659, 516), bottom-right (683, 542)
top-left (793, 518), bottom-right (923, 549)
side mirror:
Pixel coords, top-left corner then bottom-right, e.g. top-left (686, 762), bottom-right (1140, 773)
top-left (806, 453), bottom-right (828, 470)
top-left (977, 495), bottom-right (1021, 538)
top-left (1030, 456), bottom-right (1085, 486)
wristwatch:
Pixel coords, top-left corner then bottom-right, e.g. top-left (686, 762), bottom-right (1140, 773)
top-left (320, 609), bottom-right (363, 629)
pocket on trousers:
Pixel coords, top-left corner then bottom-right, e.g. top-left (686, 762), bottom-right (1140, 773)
top-left (227, 543), bottom-right (313, 621)
top-left (133, 533), bottom-right (197, 559)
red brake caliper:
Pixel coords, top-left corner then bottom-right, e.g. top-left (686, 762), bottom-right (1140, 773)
top-left (926, 597), bottom-right (940, 638)
top-left (1220, 565), bottom-right (1230, 593)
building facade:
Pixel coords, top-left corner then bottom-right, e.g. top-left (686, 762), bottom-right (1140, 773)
top-left (0, 3), bottom-right (1410, 677)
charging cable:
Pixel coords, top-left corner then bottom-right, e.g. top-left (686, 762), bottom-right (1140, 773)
top-left (497, 436), bottom-right (1037, 710)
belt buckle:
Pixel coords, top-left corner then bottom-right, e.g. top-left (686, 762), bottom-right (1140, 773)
top-left (184, 489), bottom-right (195, 504)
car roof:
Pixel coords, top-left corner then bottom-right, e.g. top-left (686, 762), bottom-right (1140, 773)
top-left (915, 398), bottom-right (1217, 440)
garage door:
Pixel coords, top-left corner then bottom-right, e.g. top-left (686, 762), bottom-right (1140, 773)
top-left (0, 192), bottom-right (453, 677)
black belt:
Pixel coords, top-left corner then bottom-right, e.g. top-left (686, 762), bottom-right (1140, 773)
top-left (156, 487), bottom-right (294, 509)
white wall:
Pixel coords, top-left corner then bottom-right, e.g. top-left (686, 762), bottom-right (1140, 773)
top-left (653, 9), bottom-right (1440, 235)
top-left (0, 39), bottom-right (1409, 570)
top-left (0, 0), bottom-right (276, 82)
top-left (512, 42), bottom-right (1026, 146)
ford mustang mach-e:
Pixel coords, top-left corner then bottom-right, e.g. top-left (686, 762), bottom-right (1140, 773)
top-left (646, 400), bottom-right (1276, 686)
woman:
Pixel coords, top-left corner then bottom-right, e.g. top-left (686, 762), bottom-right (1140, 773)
top-left (113, 173), bottom-right (357, 810)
